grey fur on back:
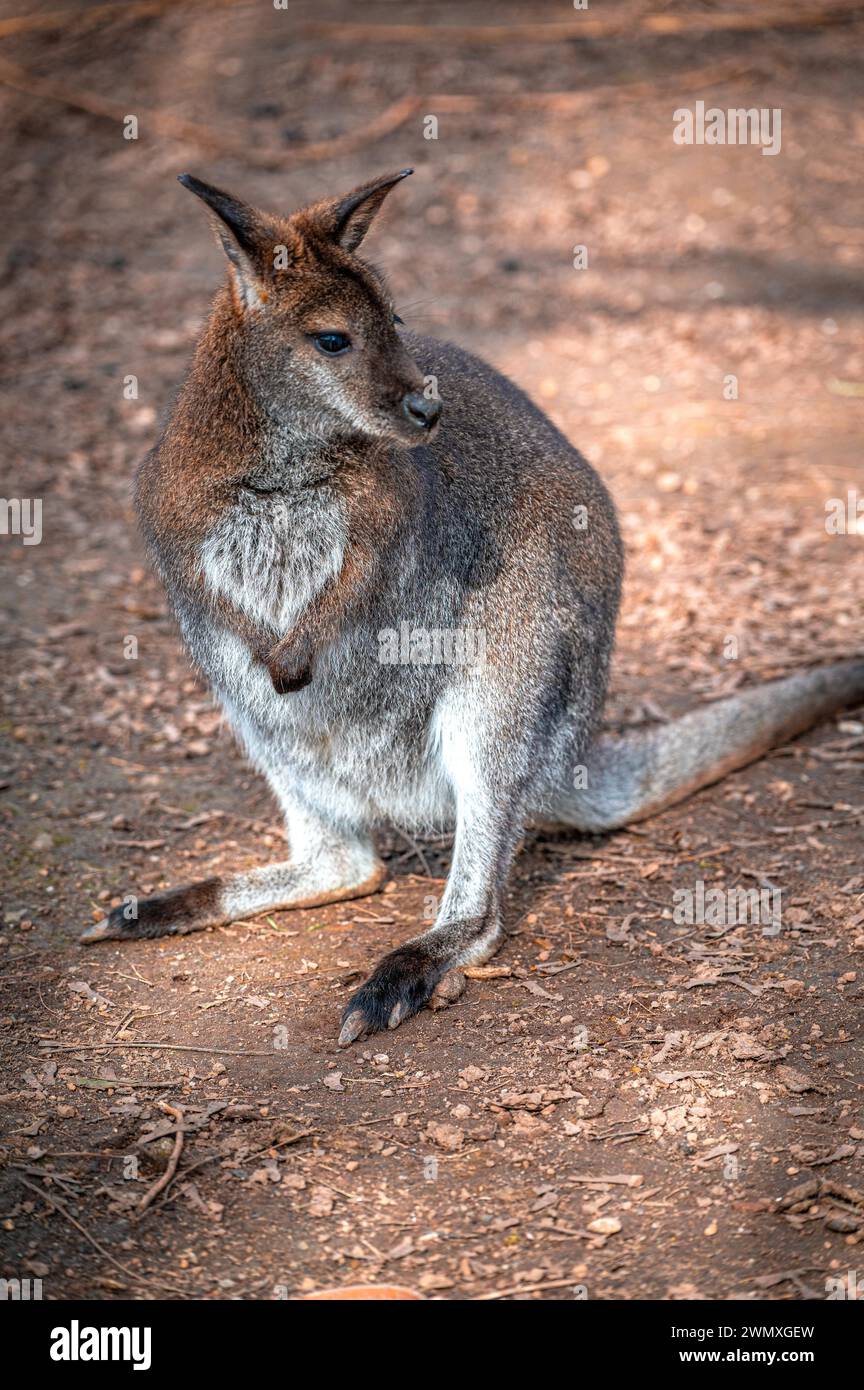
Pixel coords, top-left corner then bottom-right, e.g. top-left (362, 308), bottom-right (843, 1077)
top-left (174, 331), bottom-right (624, 840)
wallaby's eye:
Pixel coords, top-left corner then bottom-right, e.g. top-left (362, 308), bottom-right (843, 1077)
top-left (313, 331), bottom-right (351, 356)
top-left (393, 313), bottom-right (404, 326)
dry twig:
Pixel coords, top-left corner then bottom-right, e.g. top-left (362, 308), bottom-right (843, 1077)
top-left (136, 1101), bottom-right (185, 1213)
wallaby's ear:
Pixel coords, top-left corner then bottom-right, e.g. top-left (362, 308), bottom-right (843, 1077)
top-left (178, 173), bottom-right (289, 310)
top-left (303, 169), bottom-right (413, 253)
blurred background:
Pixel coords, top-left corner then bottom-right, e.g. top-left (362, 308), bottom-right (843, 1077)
top-left (0, 0), bottom-right (862, 1302)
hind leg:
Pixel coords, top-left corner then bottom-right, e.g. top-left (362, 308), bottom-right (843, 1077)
top-left (81, 790), bottom-right (383, 943)
top-left (338, 689), bottom-right (537, 1044)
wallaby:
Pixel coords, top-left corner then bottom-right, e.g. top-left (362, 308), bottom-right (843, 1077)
top-left (82, 169), bottom-right (864, 1047)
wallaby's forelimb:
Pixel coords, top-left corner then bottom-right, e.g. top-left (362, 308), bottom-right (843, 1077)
top-left (265, 536), bottom-right (384, 692)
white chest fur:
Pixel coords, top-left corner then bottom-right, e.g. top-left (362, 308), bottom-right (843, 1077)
top-left (200, 490), bottom-right (346, 635)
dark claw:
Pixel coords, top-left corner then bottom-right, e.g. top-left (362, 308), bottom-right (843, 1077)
top-left (338, 1008), bottom-right (368, 1047)
top-left (337, 943), bottom-right (443, 1045)
top-left (80, 918), bottom-right (115, 943)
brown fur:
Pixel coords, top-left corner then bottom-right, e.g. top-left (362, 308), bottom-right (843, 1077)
top-left (135, 170), bottom-right (432, 691)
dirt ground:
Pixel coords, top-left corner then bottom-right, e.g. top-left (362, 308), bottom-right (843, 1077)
top-left (1, 0), bottom-right (863, 1302)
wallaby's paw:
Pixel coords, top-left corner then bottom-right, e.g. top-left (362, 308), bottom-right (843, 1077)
top-left (266, 631), bottom-right (316, 694)
top-left (79, 879), bottom-right (224, 944)
top-left (268, 659), bottom-right (313, 694)
top-left (338, 943), bottom-right (444, 1045)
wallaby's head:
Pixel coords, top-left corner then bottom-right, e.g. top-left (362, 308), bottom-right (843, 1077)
top-left (179, 169), bottom-right (440, 445)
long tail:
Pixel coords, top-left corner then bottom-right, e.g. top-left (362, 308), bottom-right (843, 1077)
top-left (545, 660), bottom-right (864, 834)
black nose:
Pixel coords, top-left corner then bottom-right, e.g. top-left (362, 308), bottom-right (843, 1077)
top-left (402, 391), bottom-right (442, 431)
